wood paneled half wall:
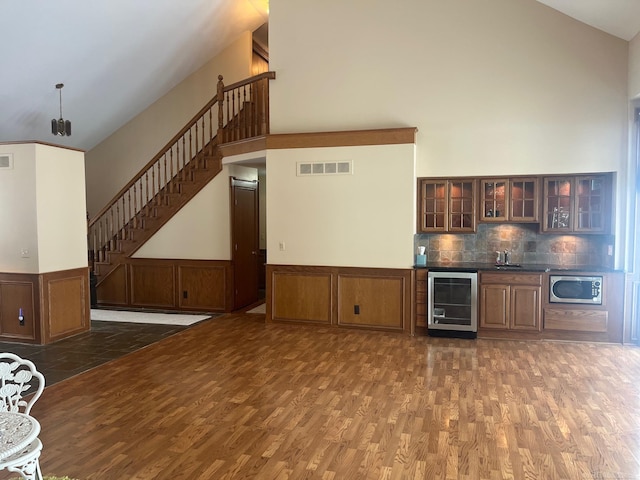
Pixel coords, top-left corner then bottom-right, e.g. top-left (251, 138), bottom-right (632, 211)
top-left (96, 258), bottom-right (233, 312)
top-left (0, 267), bottom-right (90, 344)
top-left (266, 265), bottom-right (412, 333)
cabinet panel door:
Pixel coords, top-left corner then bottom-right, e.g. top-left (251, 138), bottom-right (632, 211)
top-left (574, 175), bottom-right (607, 233)
top-left (510, 285), bottom-right (541, 331)
top-left (480, 284), bottom-right (509, 329)
top-left (480, 179), bottom-right (508, 222)
top-left (0, 282), bottom-right (36, 340)
top-left (543, 177), bottom-right (573, 232)
top-left (418, 180), bottom-right (447, 232)
top-left (448, 180), bottom-right (476, 232)
top-left (510, 177), bottom-right (539, 222)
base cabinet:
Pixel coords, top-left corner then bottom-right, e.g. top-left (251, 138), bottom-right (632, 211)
top-left (479, 273), bottom-right (542, 332)
top-left (0, 268), bottom-right (90, 344)
top-left (267, 265), bottom-right (412, 333)
top-left (415, 269), bottom-right (428, 331)
top-left (0, 281), bottom-right (36, 341)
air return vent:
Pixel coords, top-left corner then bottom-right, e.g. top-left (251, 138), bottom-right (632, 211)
top-left (297, 160), bottom-right (352, 176)
top-left (0, 154), bottom-right (13, 169)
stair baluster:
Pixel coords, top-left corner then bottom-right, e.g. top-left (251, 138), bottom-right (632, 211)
top-left (88, 72), bottom-right (275, 292)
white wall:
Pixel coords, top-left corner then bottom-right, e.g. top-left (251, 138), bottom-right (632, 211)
top-left (35, 144), bottom-right (88, 273)
top-left (270, 0), bottom-right (628, 177)
top-left (85, 31), bottom-right (254, 217)
top-left (0, 144), bottom-right (39, 272)
top-left (0, 143), bottom-right (86, 274)
top-left (266, 144), bottom-right (416, 268)
top-left (133, 164), bottom-right (258, 259)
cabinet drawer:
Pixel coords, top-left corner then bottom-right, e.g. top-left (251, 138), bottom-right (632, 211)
top-left (481, 273), bottom-right (542, 286)
top-left (544, 308), bottom-right (608, 333)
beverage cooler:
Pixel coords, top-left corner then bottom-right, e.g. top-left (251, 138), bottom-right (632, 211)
top-left (427, 271), bottom-right (478, 338)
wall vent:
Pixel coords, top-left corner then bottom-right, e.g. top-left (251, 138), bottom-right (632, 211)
top-left (297, 160), bottom-right (352, 176)
top-left (0, 154), bottom-right (13, 170)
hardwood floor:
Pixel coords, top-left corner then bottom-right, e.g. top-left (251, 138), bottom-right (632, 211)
top-left (5, 313), bottom-right (640, 480)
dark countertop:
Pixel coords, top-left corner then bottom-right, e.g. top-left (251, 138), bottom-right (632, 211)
top-left (414, 262), bottom-right (619, 273)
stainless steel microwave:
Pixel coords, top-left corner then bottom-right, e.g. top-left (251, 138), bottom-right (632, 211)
top-left (549, 275), bottom-right (602, 305)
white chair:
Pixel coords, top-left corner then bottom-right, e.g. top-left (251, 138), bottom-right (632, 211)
top-left (0, 353), bottom-right (45, 480)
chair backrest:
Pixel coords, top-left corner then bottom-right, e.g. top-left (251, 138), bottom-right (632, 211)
top-left (0, 353), bottom-right (45, 414)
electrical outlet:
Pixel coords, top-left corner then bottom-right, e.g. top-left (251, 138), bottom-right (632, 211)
top-left (279, 241), bottom-right (285, 251)
top-left (183, 291), bottom-right (188, 299)
top-left (20, 248), bottom-right (30, 258)
top-left (354, 305), bottom-right (360, 314)
top-left (607, 245), bottom-right (613, 256)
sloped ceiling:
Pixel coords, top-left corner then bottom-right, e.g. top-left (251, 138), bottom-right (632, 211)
top-left (536, 0), bottom-right (640, 41)
top-left (1, 1), bottom-right (638, 153)
top-left (0, 0), bottom-right (267, 151)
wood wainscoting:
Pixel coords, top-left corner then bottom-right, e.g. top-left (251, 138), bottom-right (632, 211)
top-left (266, 265), bottom-right (412, 333)
top-left (0, 267), bottom-right (90, 344)
top-left (96, 258), bottom-right (233, 312)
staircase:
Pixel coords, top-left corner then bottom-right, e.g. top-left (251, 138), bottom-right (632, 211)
top-left (88, 72), bottom-right (275, 286)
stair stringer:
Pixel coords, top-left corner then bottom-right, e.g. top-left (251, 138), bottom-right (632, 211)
top-left (93, 151), bottom-right (223, 285)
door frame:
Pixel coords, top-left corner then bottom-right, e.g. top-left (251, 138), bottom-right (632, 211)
top-left (230, 177), bottom-right (259, 309)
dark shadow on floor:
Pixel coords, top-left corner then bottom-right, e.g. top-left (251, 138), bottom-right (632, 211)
top-left (0, 317), bottom-right (219, 387)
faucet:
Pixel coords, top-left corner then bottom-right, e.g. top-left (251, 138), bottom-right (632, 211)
top-left (504, 250), bottom-right (510, 265)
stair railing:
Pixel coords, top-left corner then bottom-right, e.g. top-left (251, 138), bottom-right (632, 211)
top-left (88, 71), bottom-right (276, 269)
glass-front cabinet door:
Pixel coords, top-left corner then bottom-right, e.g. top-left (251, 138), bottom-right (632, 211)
top-left (418, 179), bottom-right (447, 232)
top-left (543, 177), bottom-right (573, 232)
top-left (448, 180), bottom-right (476, 232)
top-left (418, 178), bottom-right (476, 233)
top-left (480, 179), bottom-right (507, 222)
top-left (543, 174), bottom-right (610, 233)
top-left (575, 175), bottom-right (606, 233)
top-left (509, 177), bottom-right (538, 222)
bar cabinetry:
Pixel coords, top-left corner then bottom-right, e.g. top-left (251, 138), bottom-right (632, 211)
top-left (479, 177), bottom-right (539, 223)
top-left (542, 174), bottom-right (611, 233)
top-left (479, 272), bottom-right (542, 332)
top-left (418, 178), bottom-right (476, 233)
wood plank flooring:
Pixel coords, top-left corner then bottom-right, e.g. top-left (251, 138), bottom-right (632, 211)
top-left (4, 313), bottom-right (640, 480)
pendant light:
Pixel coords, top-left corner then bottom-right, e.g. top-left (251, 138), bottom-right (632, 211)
top-left (51, 83), bottom-right (71, 136)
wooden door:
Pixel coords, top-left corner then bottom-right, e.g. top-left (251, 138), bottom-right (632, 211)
top-left (448, 179), bottom-right (476, 232)
top-left (231, 178), bottom-right (259, 310)
top-left (480, 283), bottom-right (509, 329)
top-left (418, 179), bottom-right (447, 232)
top-left (574, 175), bottom-right (607, 233)
top-left (480, 179), bottom-right (508, 222)
top-left (543, 177), bottom-right (573, 232)
top-left (510, 285), bottom-right (541, 331)
top-left (509, 177), bottom-right (539, 222)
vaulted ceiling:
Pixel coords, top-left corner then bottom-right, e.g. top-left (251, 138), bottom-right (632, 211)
top-left (0, 1), bottom-right (637, 153)
top-left (0, 0), bottom-right (267, 151)
top-left (536, 0), bottom-right (640, 41)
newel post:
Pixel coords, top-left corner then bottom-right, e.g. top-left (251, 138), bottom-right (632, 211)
top-left (217, 75), bottom-right (225, 143)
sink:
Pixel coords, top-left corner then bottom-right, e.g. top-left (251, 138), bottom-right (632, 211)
top-left (494, 264), bottom-right (522, 269)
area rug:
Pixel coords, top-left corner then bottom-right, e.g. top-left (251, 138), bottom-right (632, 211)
top-left (246, 303), bottom-right (266, 314)
top-left (91, 308), bottom-right (211, 326)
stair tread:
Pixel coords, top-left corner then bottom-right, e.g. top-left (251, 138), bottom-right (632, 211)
top-left (90, 148), bottom-right (222, 282)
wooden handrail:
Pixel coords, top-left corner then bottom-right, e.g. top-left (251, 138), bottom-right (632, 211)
top-left (89, 71), bottom-right (276, 226)
top-left (88, 72), bottom-right (275, 270)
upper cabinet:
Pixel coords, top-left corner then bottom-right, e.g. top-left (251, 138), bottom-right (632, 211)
top-left (418, 178), bottom-right (476, 233)
top-left (542, 174), bottom-right (611, 234)
top-left (418, 173), bottom-right (613, 235)
top-left (479, 177), bottom-right (539, 223)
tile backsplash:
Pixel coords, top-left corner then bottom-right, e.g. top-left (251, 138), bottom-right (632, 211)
top-left (415, 223), bottom-right (613, 267)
